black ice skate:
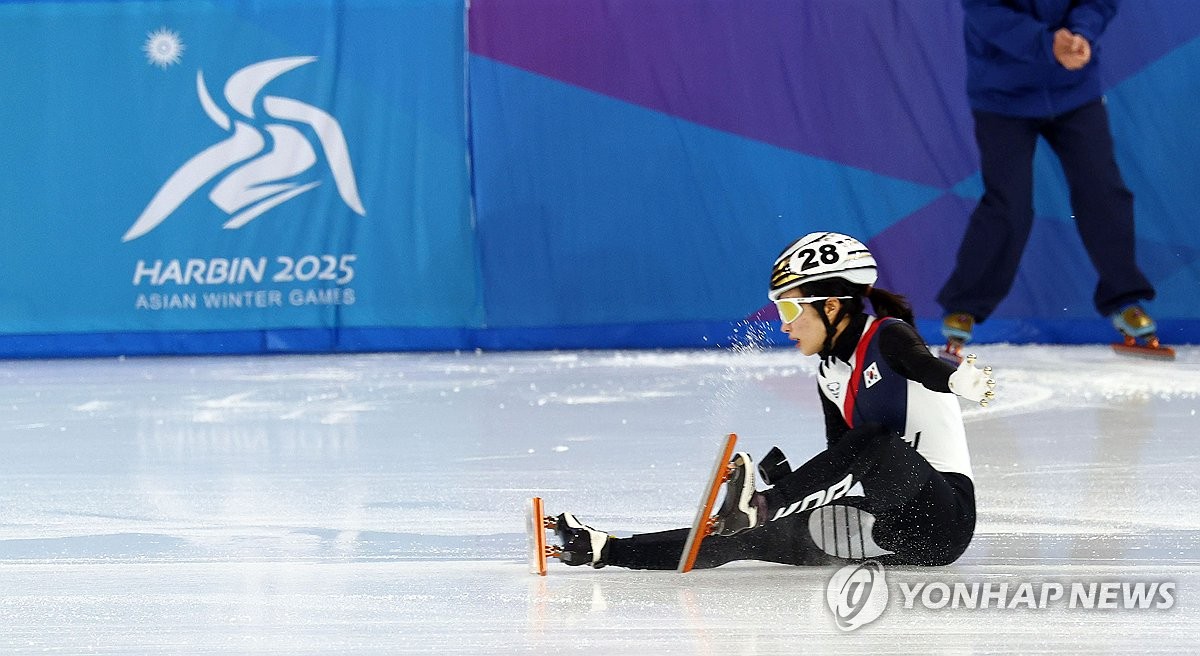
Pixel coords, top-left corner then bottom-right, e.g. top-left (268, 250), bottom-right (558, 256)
top-left (552, 513), bottom-right (612, 568)
top-left (1110, 305), bottom-right (1175, 360)
top-left (712, 452), bottom-right (763, 537)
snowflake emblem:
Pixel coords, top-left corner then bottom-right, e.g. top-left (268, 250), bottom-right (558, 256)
top-left (143, 27), bottom-right (185, 69)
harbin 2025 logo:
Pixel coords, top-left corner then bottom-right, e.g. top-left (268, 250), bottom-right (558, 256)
top-left (128, 27), bottom-right (366, 243)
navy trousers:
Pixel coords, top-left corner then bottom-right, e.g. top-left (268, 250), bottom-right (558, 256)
top-left (937, 98), bottom-right (1154, 320)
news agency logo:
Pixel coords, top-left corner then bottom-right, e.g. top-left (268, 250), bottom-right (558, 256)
top-left (826, 561), bottom-right (1178, 631)
top-left (896, 579), bottom-right (1176, 611)
top-left (826, 560), bottom-right (888, 631)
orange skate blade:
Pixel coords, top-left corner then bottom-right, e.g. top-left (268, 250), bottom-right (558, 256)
top-left (526, 496), bottom-right (548, 576)
top-left (677, 433), bottom-right (738, 573)
top-left (1112, 342), bottom-right (1176, 360)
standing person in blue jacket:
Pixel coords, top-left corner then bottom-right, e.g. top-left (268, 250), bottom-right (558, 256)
top-left (938, 0), bottom-right (1160, 358)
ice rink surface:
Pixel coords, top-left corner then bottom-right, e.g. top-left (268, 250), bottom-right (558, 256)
top-left (1, 343), bottom-right (1197, 654)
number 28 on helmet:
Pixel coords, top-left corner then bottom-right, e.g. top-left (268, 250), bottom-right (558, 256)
top-left (768, 232), bottom-right (878, 302)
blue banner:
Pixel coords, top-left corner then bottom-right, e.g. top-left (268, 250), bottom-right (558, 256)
top-left (0, 0), bottom-right (476, 354)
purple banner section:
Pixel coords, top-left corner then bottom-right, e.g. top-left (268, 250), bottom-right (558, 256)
top-left (1101, 1), bottom-right (1200, 85)
top-left (470, 0), bottom-right (977, 188)
top-left (470, 1), bottom-right (1200, 190)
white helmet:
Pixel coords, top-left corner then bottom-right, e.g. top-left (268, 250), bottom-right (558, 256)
top-left (768, 232), bottom-right (878, 301)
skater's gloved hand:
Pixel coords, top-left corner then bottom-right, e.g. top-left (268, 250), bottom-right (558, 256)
top-left (947, 354), bottom-right (996, 406)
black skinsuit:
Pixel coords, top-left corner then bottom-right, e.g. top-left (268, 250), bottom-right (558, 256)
top-left (606, 313), bottom-right (976, 569)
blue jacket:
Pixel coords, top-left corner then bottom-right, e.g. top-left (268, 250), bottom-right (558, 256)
top-left (962, 0), bottom-right (1119, 117)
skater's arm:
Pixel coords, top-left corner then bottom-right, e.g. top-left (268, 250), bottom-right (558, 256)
top-left (878, 321), bottom-right (955, 393)
top-left (880, 322), bottom-right (996, 404)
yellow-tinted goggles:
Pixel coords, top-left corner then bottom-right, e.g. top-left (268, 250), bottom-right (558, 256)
top-left (772, 296), bottom-right (852, 323)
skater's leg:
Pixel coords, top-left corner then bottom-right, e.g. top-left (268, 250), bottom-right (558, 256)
top-left (761, 423), bottom-right (935, 522)
top-left (605, 512), bottom-right (830, 570)
top-left (602, 464), bottom-right (975, 570)
top-left (590, 424), bottom-right (974, 571)
top-left (803, 502), bottom-right (895, 562)
top-left (937, 110), bottom-right (1039, 322)
top-left (607, 474), bottom-right (975, 571)
top-left (602, 527), bottom-right (691, 570)
top-left (1041, 99), bottom-right (1154, 316)
top-left (793, 471), bottom-right (977, 567)
top-left (872, 471), bottom-right (976, 566)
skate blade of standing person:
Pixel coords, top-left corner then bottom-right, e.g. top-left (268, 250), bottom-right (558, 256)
top-left (938, 313), bottom-right (975, 364)
top-left (1110, 305), bottom-right (1175, 360)
top-left (939, 340), bottom-right (965, 364)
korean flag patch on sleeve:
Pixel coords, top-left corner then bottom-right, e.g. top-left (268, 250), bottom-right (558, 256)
top-left (863, 362), bottom-right (882, 388)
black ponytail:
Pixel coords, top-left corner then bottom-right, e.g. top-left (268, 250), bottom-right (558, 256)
top-left (865, 286), bottom-right (914, 325)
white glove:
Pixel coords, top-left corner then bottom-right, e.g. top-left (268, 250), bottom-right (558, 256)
top-left (947, 354), bottom-right (996, 406)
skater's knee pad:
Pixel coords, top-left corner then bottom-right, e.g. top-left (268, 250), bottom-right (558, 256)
top-left (808, 504), bottom-right (894, 560)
